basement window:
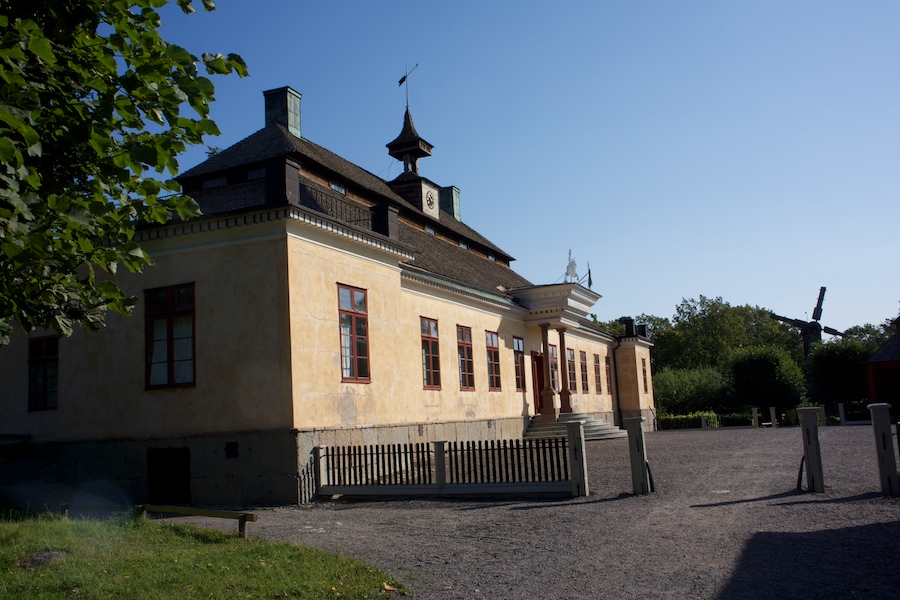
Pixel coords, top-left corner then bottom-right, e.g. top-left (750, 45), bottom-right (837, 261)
top-left (331, 181), bottom-right (346, 195)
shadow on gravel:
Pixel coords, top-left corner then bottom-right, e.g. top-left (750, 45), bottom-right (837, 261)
top-left (691, 489), bottom-right (804, 508)
top-left (717, 521), bottom-right (900, 599)
top-left (506, 493), bottom-right (635, 510)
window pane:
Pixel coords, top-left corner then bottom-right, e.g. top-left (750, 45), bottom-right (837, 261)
top-left (356, 336), bottom-right (368, 359)
top-left (357, 358), bottom-right (369, 379)
top-left (173, 316), bottom-right (193, 338)
top-left (172, 286), bottom-right (193, 311)
top-left (146, 290), bottom-right (168, 314)
top-left (150, 363), bottom-right (168, 385)
top-left (353, 290), bottom-right (366, 312)
top-left (174, 338), bottom-right (192, 361)
top-left (429, 321), bottom-right (438, 337)
top-left (421, 319), bottom-right (430, 336)
top-left (339, 287), bottom-right (352, 310)
top-left (355, 317), bottom-right (367, 337)
top-left (340, 314), bottom-right (352, 335)
top-left (151, 340), bottom-right (168, 363)
top-left (153, 319), bottom-right (167, 341)
top-left (174, 360), bottom-right (194, 383)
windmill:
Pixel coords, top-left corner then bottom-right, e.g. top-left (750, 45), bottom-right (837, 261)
top-left (770, 286), bottom-right (844, 360)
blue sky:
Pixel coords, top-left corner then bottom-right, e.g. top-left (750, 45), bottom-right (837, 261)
top-left (159, 1), bottom-right (898, 332)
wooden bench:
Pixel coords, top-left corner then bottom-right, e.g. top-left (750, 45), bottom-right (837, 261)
top-left (136, 504), bottom-right (258, 538)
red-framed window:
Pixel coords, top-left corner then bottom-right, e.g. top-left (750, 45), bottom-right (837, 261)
top-left (457, 325), bottom-right (475, 390)
top-left (642, 357), bottom-right (649, 393)
top-left (606, 356), bottom-right (612, 394)
top-left (28, 336), bottom-right (58, 411)
top-left (145, 283), bottom-right (195, 389)
top-left (566, 348), bottom-right (577, 392)
top-left (549, 344), bottom-right (559, 390)
top-left (338, 284), bottom-right (370, 382)
top-left (594, 354), bottom-right (603, 394)
top-left (513, 336), bottom-right (526, 391)
top-left (486, 331), bottom-right (501, 391)
top-left (421, 317), bottom-right (441, 389)
top-left (580, 351), bottom-right (589, 393)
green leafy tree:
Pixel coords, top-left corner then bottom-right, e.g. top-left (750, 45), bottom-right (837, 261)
top-left (806, 338), bottom-right (871, 407)
top-left (0, 0), bottom-right (248, 344)
top-left (653, 296), bottom-right (802, 370)
top-left (727, 345), bottom-right (805, 413)
top-left (843, 320), bottom-right (896, 356)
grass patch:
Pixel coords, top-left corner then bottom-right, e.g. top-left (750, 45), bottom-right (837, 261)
top-left (0, 514), bottom-right (404, 599)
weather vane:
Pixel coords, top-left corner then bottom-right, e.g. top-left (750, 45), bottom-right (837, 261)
top-left (398, 63), bottom-right (419, 108)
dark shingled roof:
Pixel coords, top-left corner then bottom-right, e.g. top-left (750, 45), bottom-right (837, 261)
top-left (399, 222), bottom-right (531, 293)
top-left (179, 124), bottom-right (515, 260)
top-left (869, 331), bottom-right (900, 363)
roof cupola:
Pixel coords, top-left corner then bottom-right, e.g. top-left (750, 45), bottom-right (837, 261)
top-left (264, 86), bottom-right (302, 138)
top-left (386, 108), bottom-right (432, 174)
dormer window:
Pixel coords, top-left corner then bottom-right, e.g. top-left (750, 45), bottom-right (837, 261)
top-left (488, 254), bottom-right (496, 262)
top-left (202, 176), bottom-right (227, 190)
top-left (425, 225), bottom-right (435, 235)
top-left (331, 181), bottom-right (346, 195)
top-left (247, 167), bottom-right (266, 180)
top-left (459, 242), bottom-right (468, 250)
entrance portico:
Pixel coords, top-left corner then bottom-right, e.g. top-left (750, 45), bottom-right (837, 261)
top-left (511, 283), bottom-right (604, 423)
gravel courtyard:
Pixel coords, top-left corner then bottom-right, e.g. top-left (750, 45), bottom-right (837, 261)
top-left (186, 426), bottom-right (900, 599)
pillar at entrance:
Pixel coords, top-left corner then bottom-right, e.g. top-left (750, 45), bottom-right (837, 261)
top-left (557, 327), bottom-right (573, 413)
top-left (539, 324), bottom-right (559, 422)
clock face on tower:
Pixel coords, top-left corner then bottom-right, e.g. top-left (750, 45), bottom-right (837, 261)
top-left (426, 191), bottom-right (436, 209)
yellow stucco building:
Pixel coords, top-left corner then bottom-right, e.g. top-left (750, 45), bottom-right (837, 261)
top-left (0, 87), bottom-right (654, 505)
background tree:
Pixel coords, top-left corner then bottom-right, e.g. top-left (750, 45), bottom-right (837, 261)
top-left (727, 345), bottom-right (805, 414)
top-left (0, 0), bottom-right (247, 344)
top-left (806, 338), bottom-right (871, 407)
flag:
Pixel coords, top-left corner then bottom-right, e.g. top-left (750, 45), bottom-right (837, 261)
top-left (398, 75), bottom-right (407, 86)
top-left (587, 262), bottom-right (593, 288)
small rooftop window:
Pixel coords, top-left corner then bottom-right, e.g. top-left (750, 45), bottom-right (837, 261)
top-left (202, 176), bottom-right (227, 190)
top-left (331, 181), bottom-right (346, 195)
top-left (425, 225), bottom-right (435, 235)
top-left (488, 254), bottom-right (496, 262)
top-left (247, 167), bottom-right (266, 180)
top-left (459, 242), bottom-right (468, 250)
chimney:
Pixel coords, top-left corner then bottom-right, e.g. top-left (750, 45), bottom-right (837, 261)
top-left (619, 317), bottom-right (636, 337)
top-left (439, 186), bottom-right (461, 221)
top-left (264, 87), bottom-right (301, 138)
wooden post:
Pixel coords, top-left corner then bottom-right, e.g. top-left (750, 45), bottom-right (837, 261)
top-left (314, 446), bottom-right (327, 495)
top-left (838, 403), bottom-right (846, 425)
top-left (433, 441), bottom-right (446, 492)
top-left (751, 408), bottom-right (759, 428)
top-left (566, 421), bottom-right (589, 497)
top-left (819, 404), bottom-right (827, 426)
top-left (867, 403), bottom-right (899, 496)
top-left (797, 408), bottom-right (824, 493)
top-left (701, 415), bottom-right (707, 429)
top-left (623, 417), bottom-right (650, 495)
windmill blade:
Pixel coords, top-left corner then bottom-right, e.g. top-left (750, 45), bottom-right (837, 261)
top-left (822, 326), bottom-right (844, 337)
top-left (812, 286), bottom-right (826, 322)
top-left (770, 312), bottom-right (809, 329)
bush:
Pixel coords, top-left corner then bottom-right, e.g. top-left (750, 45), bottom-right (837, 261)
top-left (658, 411), bottom-right (720, 430)
top-left (653, 367), bottom-right (731, 414)
top-left (807, 338), bottom-right (870, 407)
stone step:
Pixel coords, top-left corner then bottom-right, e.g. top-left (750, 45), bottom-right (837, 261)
top-left (524, 413), bottom-right (628, 441)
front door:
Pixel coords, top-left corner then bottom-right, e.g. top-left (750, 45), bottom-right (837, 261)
top-left (531, 351), bottom-right (545, 413)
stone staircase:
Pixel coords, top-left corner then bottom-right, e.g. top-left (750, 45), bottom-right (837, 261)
top-left (524, 412), bottom-right (628, 441)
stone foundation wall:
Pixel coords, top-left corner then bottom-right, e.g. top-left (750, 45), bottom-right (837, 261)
top-left (52, 416), bottom-right (531, 507)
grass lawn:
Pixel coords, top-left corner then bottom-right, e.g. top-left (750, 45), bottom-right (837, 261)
top-left (0, 511), bottom-right (404, 599)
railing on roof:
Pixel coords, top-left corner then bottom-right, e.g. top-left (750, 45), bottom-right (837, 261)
top-left (299, 183), bottom-right (373, 231)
